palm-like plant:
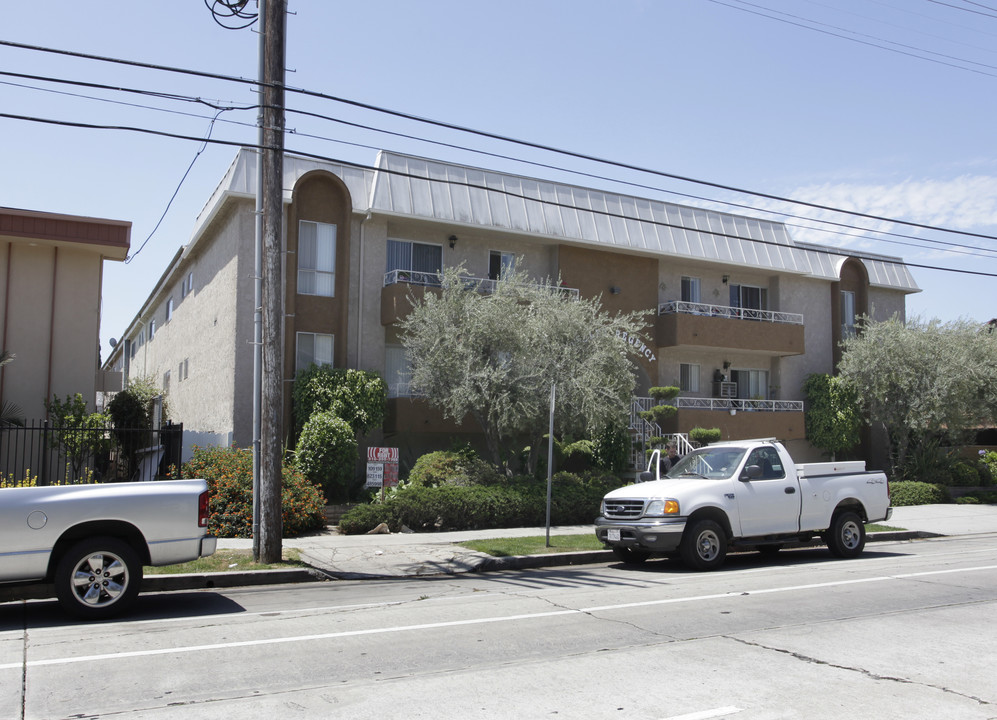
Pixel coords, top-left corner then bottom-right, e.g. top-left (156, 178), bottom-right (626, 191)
top-left (1, 350), bottom-right (24, 426)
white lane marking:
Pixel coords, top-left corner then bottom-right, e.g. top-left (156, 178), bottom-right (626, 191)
top-left (3, 564), bottom-right (995, 671)
top-left (661, 707), bottom-right (742, 720)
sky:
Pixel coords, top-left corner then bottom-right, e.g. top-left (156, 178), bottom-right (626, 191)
top-left (2, 0), bottom-right (996, 365)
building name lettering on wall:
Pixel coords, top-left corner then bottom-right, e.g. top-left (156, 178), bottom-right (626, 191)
top-left (616, 330), bottom-right (656, 363)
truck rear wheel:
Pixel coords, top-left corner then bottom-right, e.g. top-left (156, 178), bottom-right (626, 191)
top-left (54, 537), bottom-right (142, 620)
top-left (680, 519), bottom-right (727, 571)
top-left (612, 546), bottom-right (651, 564)
top-left (826, 511), bottom-right (866, 559)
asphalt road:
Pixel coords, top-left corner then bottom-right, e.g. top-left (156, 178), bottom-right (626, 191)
top-left (3, 534), bottom-right (996, 720)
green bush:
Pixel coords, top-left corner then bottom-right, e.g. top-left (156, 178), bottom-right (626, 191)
top-left (180, 445), bottom-right (326, 538)
top-left (338, 470), bottom-right (622, 534)
top-left (689, 427), bottom-right (722, 446)
top-left (592, 423), bottom-right (630, 473)
top-left (951, 461), bottom-right (981, 487)
top-left (292, 365), bottom-right (387, 438)
top-left (406, 448), bottom-right (503, 487)
top-left (980, 451), bottom-right (997, 485)
top-left (294, 411), bottom-right (358, 502)
top-left (889, 481), bottom-right (950, 507)
top-left (956, 489), bottom-right (997, 504)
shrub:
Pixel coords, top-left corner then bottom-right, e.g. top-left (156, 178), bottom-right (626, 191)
top-left (689, 427), bottom-right (722, 446)
top-left (338, 470), bottom-right (621, 534)
top-left (951, 461), bottom-right (981, 487)
top-left (889, 481), bottom-right (950, 507)
top-left (294, 411), bottom-right (358, 502)
top-left (292, 365), bottom-right (387, 438)
top-left (180, 445), bottom-right (326, 537)
top-left (592, 423), bottom-right (630, 473)
top-left (980, 451), bottom-right (997, 486)
top-left (405, 449), bottom-right (502, 487)
top-left (960, 489), bottom-right (997, 504)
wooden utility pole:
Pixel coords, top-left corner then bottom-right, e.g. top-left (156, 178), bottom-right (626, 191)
top-left (257, 0), bottom-right (286, 563)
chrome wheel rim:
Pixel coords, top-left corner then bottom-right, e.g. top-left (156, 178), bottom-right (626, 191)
top-left (840, 520), bottom-right (862, 550)
top-left (70, 552), bottom-right (128, 607)
top-left (697, 530), bottom-right (720, 561)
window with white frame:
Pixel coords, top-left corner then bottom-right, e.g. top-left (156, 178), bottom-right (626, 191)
top-left (163, 370), bottom-right (170, 393)
top-left (296, 332), bottom-right (334, 372)
top-left (488, 251), bottom-right (516, 281)
top-left (149, 319), bottom-right (156, 340)
top-left (680, 363), bottom-right (700, 393)
top-left (385, 345), bottom-right (413, 398)
top-left (729, 284), bottom-right (767, 312)
top-left (386, 239), bottom-right (442, 285)
top-left (181, 271), bottom-right (194, 299)
top-left (681, 276), bottom-right (701, 303)
top-left (298, 220), bottom-right (336, 296)
top-left (166, 297), bottom-right (174, 322)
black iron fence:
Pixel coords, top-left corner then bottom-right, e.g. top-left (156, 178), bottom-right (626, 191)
top-left (0, 420), bottom-right (184, 486)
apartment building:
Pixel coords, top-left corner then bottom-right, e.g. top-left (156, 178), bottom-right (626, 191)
top-left (104, 148), bottom-right (918, 466)
top-left (1, 208), bottom-right (129, 422)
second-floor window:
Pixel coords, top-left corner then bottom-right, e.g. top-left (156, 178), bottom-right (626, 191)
top-left (166, 298), bottom-right (174, 322)
top-left (680, 363), bottom-right (700, 392)
top-left (386, 239), bottom-right (442, 285)
top-left (489, 251), bottom-right (515, 281)
top-left (681, 276), bottom-right (700, 303)
top-left (841, 290), bottom-right (856, 337)
top-left (298, 220), bottom-right (336, 297)
top-left (729, 284), bottom-right (767, 312)
top-left (149, 319), bottom-right (156, 340)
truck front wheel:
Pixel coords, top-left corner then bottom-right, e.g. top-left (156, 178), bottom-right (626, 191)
top-left (680, 519), bottom-right (727, 571)
top-left (826, 511), bottom-right (866, 559)
top-left (54, 537), bottom-right (143, 620)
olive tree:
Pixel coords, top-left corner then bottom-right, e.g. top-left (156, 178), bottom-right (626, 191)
top-left (400, 264), bottom-right (650, 474)
top-left (803, 373), bottom-right (862, 461)
top-left (837, 315), bottom-right (997, 475)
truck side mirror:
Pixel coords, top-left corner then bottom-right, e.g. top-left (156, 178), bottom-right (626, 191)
top-left (639, 471), bottom-right (655, 483)
top-left (740, 464), bottom-right (763, 481)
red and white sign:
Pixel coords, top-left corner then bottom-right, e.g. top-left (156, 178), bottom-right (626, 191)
top-left (367, 447), bottom-right (399, 463)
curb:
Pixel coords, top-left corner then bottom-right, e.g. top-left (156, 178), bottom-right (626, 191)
top-left (0, 530), bottom-right (940, 603)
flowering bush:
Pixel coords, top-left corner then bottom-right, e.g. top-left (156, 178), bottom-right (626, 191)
top-left (179, 445), bottom-right (326, 538)
top-left (0, 470), bottom-right (38, 488)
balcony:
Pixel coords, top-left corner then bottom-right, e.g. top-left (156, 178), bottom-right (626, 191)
top-left (381, 270), bottom-right (579, 325)
top-left (656, 301), bottom-right (805, 356)
top-left (634, 395), bottom-right (805, 441)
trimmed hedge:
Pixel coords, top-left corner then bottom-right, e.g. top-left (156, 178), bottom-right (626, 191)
top-left (339, 471), bottom-right (623, 534)
top-left (889, 481), bottom-right (950, 507)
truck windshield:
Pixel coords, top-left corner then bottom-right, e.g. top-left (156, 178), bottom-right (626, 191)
top-left (667, 447), bottom-right (747, 480)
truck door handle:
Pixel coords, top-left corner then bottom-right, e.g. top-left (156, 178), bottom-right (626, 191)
top-left (785, 487), bottom-right (796, 494)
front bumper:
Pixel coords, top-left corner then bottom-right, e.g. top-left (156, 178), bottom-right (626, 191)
top-left (594, 516), bottom-right (687, 552)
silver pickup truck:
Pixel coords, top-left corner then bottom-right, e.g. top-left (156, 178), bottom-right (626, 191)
top-left (1, 479), bottom-right (217, 618)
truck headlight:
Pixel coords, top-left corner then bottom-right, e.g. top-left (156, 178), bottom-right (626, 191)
top-left (645, 499), bottom-right (680, 517)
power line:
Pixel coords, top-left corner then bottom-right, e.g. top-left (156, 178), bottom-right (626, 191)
top-left (2, 109), bottom-right (994, 279)
top-left (2, 37), bottom-right (996, 244)
top-left (4, 64), bottom-right (995, 260)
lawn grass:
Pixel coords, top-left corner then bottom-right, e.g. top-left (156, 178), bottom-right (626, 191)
top-left (459, 522), bottom-right (907, 558)
top-left (144, 548), bottom-right (304, 575)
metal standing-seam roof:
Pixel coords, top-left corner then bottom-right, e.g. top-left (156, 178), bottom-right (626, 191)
top-left (189, 148), bottom-right (919, 293)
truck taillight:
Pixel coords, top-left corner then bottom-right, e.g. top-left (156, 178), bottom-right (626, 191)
top-left (198, 489), bottom-right (210, 528)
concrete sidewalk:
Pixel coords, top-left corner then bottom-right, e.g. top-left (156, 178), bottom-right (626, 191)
top-left (142, 503), bottom-right (997, 591)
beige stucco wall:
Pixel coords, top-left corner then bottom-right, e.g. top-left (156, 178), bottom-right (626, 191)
top-left (0, 242), bottom-right (103, 420)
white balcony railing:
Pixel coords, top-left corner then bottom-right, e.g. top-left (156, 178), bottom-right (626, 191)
top-left (384, 270), bottom-right (579, 298)
top-left (675, 397), bottom-right (803, 412)
top-left (659, 300), bottom-right (803, 325)
top-left (633, 396), bottom-right (803, 413)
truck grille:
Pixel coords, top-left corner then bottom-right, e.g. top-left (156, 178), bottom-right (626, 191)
top-left (603, 499), bottom-right (645, 519)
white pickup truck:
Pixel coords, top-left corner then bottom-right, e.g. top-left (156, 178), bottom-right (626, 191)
top-left (595, 438), bottom-right (891, 570)
top-left (0, 479), bottom-right (217, 618)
